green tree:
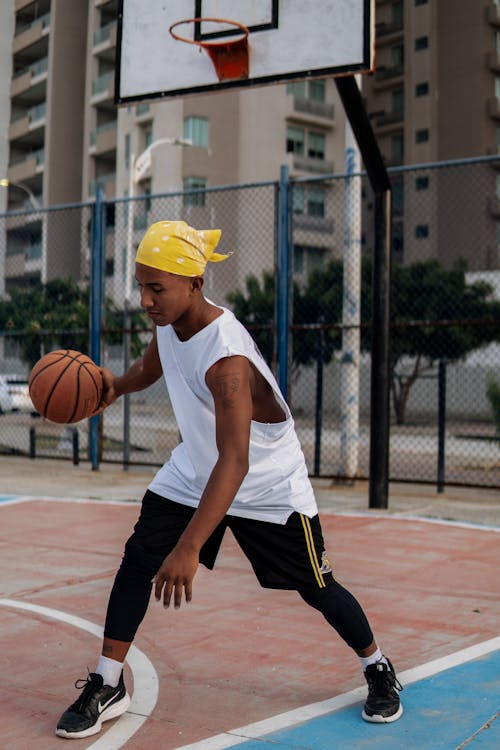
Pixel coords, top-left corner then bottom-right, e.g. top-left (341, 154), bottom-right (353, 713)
top-left (227, 258), bottom-right (500, 424)
top-left (0, 278), bottom-right (147, 370)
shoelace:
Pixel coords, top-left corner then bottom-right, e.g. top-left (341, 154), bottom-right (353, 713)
top-left (367, 668), bottom-right (403, 696)
top-left (70, 672), bottom-right (102, 711)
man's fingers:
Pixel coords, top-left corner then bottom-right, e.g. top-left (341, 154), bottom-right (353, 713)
top-left (154, 575), bottom-right (165, 602)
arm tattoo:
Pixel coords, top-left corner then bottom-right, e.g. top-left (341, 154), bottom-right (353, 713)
top-left (215, 371), bottom-right (241, 408)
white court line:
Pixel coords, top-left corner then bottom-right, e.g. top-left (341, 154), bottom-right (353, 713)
top-left (0, 598), bottom-right (158, 750)
top-left (171, 636), bottom-right (500, 750)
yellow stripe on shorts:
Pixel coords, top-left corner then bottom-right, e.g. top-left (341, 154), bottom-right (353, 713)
top-left (300, 514), bottom-right (326, 588)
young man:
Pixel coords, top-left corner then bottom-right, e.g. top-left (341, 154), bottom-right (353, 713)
top-left (56, 220), bottom-right (403, 739)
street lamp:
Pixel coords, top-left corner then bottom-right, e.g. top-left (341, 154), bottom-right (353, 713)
top-left (0, 178), bottom-right (41, 210)
top-left (125, 136), bottom-right (192, 303)
top-left (122, 136), bottom-right (191, 470)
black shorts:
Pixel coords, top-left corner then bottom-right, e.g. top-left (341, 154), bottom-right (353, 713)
top-left (131, 490), bottom-right (334, 590)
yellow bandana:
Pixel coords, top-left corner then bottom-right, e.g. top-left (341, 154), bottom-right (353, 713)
top-left (135, 220), bottom-right (231, 276)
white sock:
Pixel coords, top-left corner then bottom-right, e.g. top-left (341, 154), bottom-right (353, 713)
top-left (358, 647), bottom-right (389, 672)
top-left (95, 654), bottom-right (123, 687)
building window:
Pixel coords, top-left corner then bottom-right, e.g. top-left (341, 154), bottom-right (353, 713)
top-left (391, 44), bottom-right (404, 66)
top-left (293, 245), bottom-right (326, 276)
top-left (495, 78), bottom-right (500, 98)
top-left (308, 188), bottom-right (326, 217)
top-left (287, 80), bottom-right (326, 102)
top-left (392, 178), bottom-right (404, 217)
top-left (309, 79), bottom-right (326, 102)
top-left (292, 185), bottom-right (305, 214)
top-left (183, 176), bottom-right (206, 206)
top-left (496, 222), bottom-right (500, 247)
top-left (391, 1), bottom-right (403, 25)
top-left (287, 126), bottom-right (305, 155)
top-left (287, 81), bottom-right (306, 97)
top-left (308, 131), bottom-right (326, 159)
top-left (415, 176), bottom-right (429, 190)
top-left (183, 116), bottom-right (209, 148)
top-left (292, 186), bottom-right (326, 217)
top-left (415, 224), bottom-right (429, 238)
top-left (392, 89), bottom-right (404, 115)
top-left (144, 127), bottom-right (153, 149)
top-left (415, 36), bottom-right (429, 51)
top-left (416, 129), bottom-right (429, 143)
top-left (415, 0), bottom-right (428, 5)
top-left (391, 134), bottom-right (404, 162)
top-left (415, 82), bottom-right (429, 97)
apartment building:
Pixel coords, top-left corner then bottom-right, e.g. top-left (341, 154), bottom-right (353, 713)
top-left (363, 0), bottom-right (500, 269)
top-left (0, 0), bottom-right (499, 301)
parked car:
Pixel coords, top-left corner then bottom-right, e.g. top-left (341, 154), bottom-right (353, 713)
top-left (0, 375), bottom-right (36, 414)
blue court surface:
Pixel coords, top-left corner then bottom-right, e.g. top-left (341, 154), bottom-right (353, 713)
top-left (219, 650), bottom-right (500, 750)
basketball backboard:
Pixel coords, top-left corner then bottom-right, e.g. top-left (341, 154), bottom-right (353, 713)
top-left (115, 0), bottom-right (374, 105)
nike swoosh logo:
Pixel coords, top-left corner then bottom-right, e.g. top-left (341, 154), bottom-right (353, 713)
top-left (98, 695), bottom-right (118, 713)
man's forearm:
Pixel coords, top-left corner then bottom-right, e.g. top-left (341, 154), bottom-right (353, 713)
top-left (178, 458), bottom-right (248, 551)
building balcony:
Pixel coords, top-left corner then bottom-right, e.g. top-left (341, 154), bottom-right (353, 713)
top-left (9, 102), bottom-right (46, 140)
top-left (375, 18), bottom-right (404, 44)
top-left (374, 64), bottom-right (404, 89)
top-left (373, 109), bottom-right (405, 132)
top-left (292, 97), bottom-right (334, 120)
top-left (291, 155), bottom-right (334, 174)
top-left (89, 121), bottom-right (117, 155)
top-left (292, 214), bottom-right (335, 233)
top-left (93, 21), bottom-right (117, 63)
top-left (487, 97), bottom-right (500, 119)
top-left (488, 196), bottom-right (500, 217)
top-left (11, 57), bottom-right (48, 98)
top-left (91, 72), bottom-right (115, 103)
top-left (12, 12), bottom-right (50, 54)
top-left (8, 149), bottom-right (44, 183)
top-left (89, 172), bottom-right (116, 198)
top-left (487, 3), bottom-right (500, 27)
top-left (487, 50), bottom-right (500, 73)
top-left (135, 103), bottom-right (152, 120)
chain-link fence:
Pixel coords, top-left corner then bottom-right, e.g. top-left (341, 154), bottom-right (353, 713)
top-left (1, 157), bottom-right (499, 489)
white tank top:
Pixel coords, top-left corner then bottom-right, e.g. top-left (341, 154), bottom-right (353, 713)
top-left (148, 305), bottom-right (317, 524)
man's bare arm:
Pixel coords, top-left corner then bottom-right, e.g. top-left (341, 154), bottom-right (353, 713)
top-left (153, 355), bottom-right (252, 608)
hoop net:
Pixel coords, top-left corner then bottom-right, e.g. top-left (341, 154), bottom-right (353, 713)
top-left (169, 17), bottom-right (250, 82)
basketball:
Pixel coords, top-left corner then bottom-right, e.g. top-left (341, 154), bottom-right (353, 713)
top-left (29, 350), bottom-right (103, 424)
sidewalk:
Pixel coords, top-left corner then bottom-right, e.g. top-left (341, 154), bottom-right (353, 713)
top-left (0, 455), bottom-right (499, 526)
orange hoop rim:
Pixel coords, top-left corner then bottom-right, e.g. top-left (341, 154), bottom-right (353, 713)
top-left (169, 17), bottom-right (249, 47)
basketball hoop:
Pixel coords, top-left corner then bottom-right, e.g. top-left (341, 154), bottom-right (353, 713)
top-left (169, 17), bottom-right (250, 82)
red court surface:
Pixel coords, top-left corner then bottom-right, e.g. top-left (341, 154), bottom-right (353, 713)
top-left (0, 496), bottom-right (499, 749)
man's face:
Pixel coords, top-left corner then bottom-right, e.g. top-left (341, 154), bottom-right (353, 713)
top-left (135, 262), bottom-right (201, 327)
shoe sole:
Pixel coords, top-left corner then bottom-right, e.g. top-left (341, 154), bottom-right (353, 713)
top-left (362, 703), bottom-right (403, 723)
top-left (55, 693), bottom-right (131, 739)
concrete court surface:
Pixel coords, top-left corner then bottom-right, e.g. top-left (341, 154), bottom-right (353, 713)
top-left (0, 456), bottom-right (499, 749)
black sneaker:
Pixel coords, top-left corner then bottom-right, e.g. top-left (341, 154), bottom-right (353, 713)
top-left (362, 658), bottom-right (403, 723)
top-left (55, 671), bottom-right (130, 739)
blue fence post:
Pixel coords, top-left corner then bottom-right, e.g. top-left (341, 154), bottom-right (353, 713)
top-left (89, 187), bottom-right (105, 470)
top-left (277, 164), bottom-right (290, 400)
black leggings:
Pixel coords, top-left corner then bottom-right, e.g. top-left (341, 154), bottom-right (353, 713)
top-left (104, 536), bottom-right (373, 651)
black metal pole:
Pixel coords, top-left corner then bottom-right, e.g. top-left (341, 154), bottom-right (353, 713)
top-left (314, 324), bottom-right (325, 476)
top-left (437, 360), bottom-right (446, 493)
top-left (335, 76), bottom-right (392, 509)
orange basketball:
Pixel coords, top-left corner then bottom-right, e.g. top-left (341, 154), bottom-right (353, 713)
top-left (29, 349), bottom-right (103, 424)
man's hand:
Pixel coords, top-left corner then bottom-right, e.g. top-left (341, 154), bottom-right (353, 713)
top-left (89, 367), bottom-right (118, 417)
top-left (153, 543), bottom-right (199, 609)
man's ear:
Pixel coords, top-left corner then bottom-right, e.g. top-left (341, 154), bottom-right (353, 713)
top-left (191, 276), bottom-right (204, 292)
